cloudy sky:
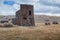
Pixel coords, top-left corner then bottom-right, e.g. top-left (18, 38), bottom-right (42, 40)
top-left (0, 0), bottom-right (60, 16)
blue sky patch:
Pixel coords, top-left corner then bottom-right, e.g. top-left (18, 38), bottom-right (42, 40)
top-left (4, 1), bottom-right (15, 5)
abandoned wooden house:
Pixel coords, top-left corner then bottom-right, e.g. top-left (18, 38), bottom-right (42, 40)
top-left (13, 4), bottom-right (35, 26)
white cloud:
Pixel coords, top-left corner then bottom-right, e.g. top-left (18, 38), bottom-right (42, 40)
top-left (32, 0), bottom-right (39, 2)
top-left (35, 13), bottom-right (60, 16)
top-left (0, 9), bottom-right (15, 15)
top-left (13, 4), bottom-right (20, 10)
top-left (0, 0), bottom-right (60, 16)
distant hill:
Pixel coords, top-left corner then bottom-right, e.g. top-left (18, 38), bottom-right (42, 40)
top-left (34, 15), bottom-right (60, 23)
top-left (0, 15), bottom-right (60, 23)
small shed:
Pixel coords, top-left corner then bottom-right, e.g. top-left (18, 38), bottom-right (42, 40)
top-left (45, 20), bottom-right (50, 25)
top-left (52, 21), bottom-right (58, 24)
top-left (0, 17), bottom-right (9, 23)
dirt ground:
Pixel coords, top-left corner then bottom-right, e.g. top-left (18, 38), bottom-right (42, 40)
top-left (0, 23), bottom-right (60, 40)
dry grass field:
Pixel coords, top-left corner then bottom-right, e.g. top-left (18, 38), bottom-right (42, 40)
top-left (0, 23), bottom-right (60, 40)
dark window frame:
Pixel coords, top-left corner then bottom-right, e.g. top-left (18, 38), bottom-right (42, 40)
top-left (23, 17), bottom-right (27, 20)
top-left (29, 10), bottom-right (31, 15)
